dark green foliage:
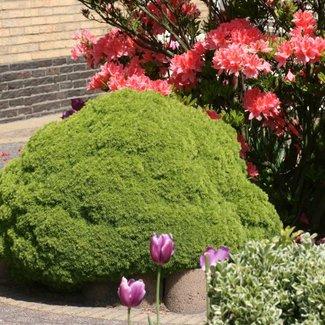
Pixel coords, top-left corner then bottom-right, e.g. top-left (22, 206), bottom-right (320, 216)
top-left (0, 90), bottom-right (281, 289)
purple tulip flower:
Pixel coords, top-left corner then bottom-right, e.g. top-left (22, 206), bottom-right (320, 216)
top-left (117, 277), bottom-right (146, 308)
top-left (61, 109), bottom-right (76, 119)
top-left (200, 246), bottom-right (230, 271)
top-left (150, 233), bottom-right (175, 265)
top-left (71, 98), bottom-right (85, 111)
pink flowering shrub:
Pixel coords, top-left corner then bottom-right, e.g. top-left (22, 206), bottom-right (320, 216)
top-left (0, 152), bottom-right (10, 164)
top-left (243, 88), bottom-right (281, 121)
top-left (74, 0), bottom-right (325, 236)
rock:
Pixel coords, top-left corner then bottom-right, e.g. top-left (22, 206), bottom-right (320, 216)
top-left (164, 269), bottom-right (206, 314)
top-left (82, 281), bottom-right (118, 306)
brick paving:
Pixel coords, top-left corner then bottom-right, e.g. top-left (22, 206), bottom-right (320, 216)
top-left (0, 114), bottom-right (206, 324)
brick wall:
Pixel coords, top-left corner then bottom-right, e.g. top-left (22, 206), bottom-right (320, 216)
top-left (0, 0), bottom-right (107, 122)
top-left (0, 0), bottom-right (206, 64)
top-left (0, 0), bottom-right (207, 122)
top-left (0, 0), bottom-right (108, 64)
top-left (196, 1), bottom-right (208, 17)
top-left (0, 57), bottom-right (99, 123)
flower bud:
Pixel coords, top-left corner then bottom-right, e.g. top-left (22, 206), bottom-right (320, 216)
top-left (150, 233), bottom-right (175, 265)
top-left (71, 98), bottom-right (85, 111)
top-left (117, 277), bottom-right (146, 308)
top-left (200, 246), bottom-right (230, 271)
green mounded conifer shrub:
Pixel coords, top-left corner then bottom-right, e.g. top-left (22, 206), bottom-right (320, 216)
top-left (209, 233), bottom-right (325, 325)
top-left (0, 89), bottom-right (281, 289)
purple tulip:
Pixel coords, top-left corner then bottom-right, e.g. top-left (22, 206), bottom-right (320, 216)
top-left (117, 277), bottom-right (146, 308)
top-left (71, 98), bottom-right (85, 111)
top-left (61, 109), bottom-right (76, 119)
top-left (150, 233), bottom-right (175, 265)
top-left (200, 246), bottom-right (230, 271)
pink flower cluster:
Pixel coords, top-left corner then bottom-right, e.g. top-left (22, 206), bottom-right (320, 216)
top-left (88, 60), bottom-right (171, 96)
top-left (263, 113), bottom-right (301, 138)
top-left (71, 28), bottom-right (136, 68)
top-left (0, 151), bottom-right (10, 163)
top-left (291, 10), bottom-right (317, 36)
top-left (92, 28), bottom-right (136, 66)
top-left (206, 110), bottom-right (221, 120)
top-left (205, 18), bottom-right (268, 50)
top-left (243, 88), bottom-right (281, 121)
top-left (275, 11), bottom-right (325, 66)
top-left (72, 28), bottom-right (172, 95)
top-left (246, 161), bottom-right (259, 178)
top-left (209, 19), bottom-right (272, 79)
top-left (213, 43), bottom-right (271, 78)
top-left (236, 134), bottom-right (259, 178)
top-left (169, 42), bottom-right (205, 89)
top-left (242, 86), bottom-right (301, 137)
top-left (71, 30), bottom-right (97, 67)
top-left (243, 88), bottom-right (299, 139)
top-left (169, 18), bottom-right (272, 89)
top-left (237, 134), bottom-right (250, 159)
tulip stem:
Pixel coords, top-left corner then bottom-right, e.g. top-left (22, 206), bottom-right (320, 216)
top-left (156, 266), bottom-right (161, 325)
top-left (205, 254), bottom-right (211, 322)
top-left (128, 307), bottom-right (131, 325)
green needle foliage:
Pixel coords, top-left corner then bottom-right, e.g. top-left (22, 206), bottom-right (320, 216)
top-left (0, 90), bottom-right (281, 289)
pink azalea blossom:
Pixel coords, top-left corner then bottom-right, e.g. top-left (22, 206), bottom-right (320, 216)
top-left (249, 40), bottom-right (273, 54)
top-left (168, 40), bottom-right (180, 50)
top-left (92, 28), bottom-right (136, 66)
top-left (181, 2), bottom-right (200, 17)
top-left (141, 0), bottom-right (199, 35)
top-left (71, 30), bottom-right (97, 67)
top-left (88, 62), bottom-right (124, 91)
top-left (292, 36), bottom-right (322, 64)
top-left (292, 10), bottom-right (316, 36)
top-left (275, 40), bottom-right (293, 67)
top-left (205, 18), bottom-right (266, 50)
top-left (275, 12), bottom-right (325, 67)
top-left (243, 88), bottom-right (281, 120)
top-left (246, 161), bottom-right (259, 178)
top-left (299, 36), bottom-right (325, 64)
top-left (237, 134), bottom-right (250, 159)
top-left (87, 61), bottom-right (171, 96)
top-left (284, 69), bottom-right (296, 82)
top-left (242, 53), bottom-right (271, 78)
top-left (150, 79), bottom-right (172, 96)
top-left (213, 44), bottom-right (271, 79)
top-left (170, 46), bottom-right (204, 89)
top-left (206, 110), bottom-right (222, 120)
top-left (213, 44), bottom-right (245, 77)
top-left (263, 114), bottom-right (287, 137)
